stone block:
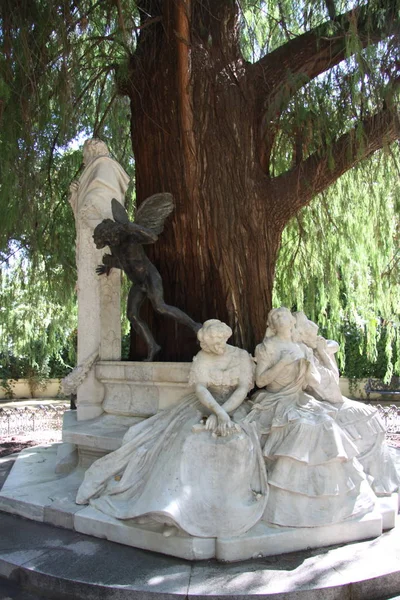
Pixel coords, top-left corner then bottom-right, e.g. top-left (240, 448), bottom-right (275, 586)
top-left (96, 361), bottom-right (193, 417)
top-left (377, 492), bottom-right (399, 530)
top-left (63, 413), bottom-right (144, 456)
top-left (158, 385), bottom-right (193, 410)
top-left (102, 382), bottom-right (159, 416)
top-left (215, 511), bottom-right (383, 562)
top-left (96, 362), bottom-right (126, 381)
top-left (0, 445), bottom-right (84, 525)
top-left (152, 362), bottom-right (191, 383)
top-left (55, 442), bottom-right (79, 474)
top-left (124, 363), bottom-right (154, 382)
top-left (74, 506), bottom-right (216, 561)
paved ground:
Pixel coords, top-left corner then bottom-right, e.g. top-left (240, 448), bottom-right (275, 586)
top-left (0, 399), bottom-right (68, 409)
top-left (0, 431), bottom-right (62, 459)
top-left (0, 578), bottom-right (47, 600)
top-left (0, 507), bottom-right (399, 600)
top-left (0, 400), bottom-right (67, 457)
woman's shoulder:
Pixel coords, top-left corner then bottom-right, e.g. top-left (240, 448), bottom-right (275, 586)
top-left (227, 344), bottom-right (252, 357)
top-left (255, 337), bottom-right (279, 359)
top-left (229, 345), bottom-right (255, 367)
top-left (188, 350), bottom-right (208, 383)
top-left (225, 346), bottom-right (255, 388)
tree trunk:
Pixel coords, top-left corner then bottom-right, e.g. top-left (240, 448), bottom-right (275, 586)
top-left (125, 0), bottom-right (287, 360)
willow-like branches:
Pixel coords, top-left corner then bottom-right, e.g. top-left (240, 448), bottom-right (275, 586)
top-left (0, 0), bottom-right (399, 374)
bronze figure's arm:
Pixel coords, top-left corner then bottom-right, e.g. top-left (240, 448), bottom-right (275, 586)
top-left (96, 253), bottom-right (121, 276)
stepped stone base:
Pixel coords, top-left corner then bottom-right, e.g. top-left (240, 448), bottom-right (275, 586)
top-left (0, 443), bottom-right (397, 562)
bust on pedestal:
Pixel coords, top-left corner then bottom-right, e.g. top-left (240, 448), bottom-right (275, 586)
top-left (68, 139), bottom-right (130, 421)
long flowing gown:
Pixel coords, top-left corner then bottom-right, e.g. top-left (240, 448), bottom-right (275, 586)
top-left (308, 351), bottom-right (400, 495)
top-left (245, 339), bottom-right (377, 528)
top-left (76, 346), bottom-right (268, 538)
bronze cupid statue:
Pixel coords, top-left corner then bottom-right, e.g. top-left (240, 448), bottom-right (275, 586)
top-left (93, 194), bottom-right (201, 361)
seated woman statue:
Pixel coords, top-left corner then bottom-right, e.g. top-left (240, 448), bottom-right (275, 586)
top-left (293, 311), bottom-right (400, 496)
top-left (245, 307), bottom-right (376, 528)
top-left (76, 319), bottom-right (267, 539)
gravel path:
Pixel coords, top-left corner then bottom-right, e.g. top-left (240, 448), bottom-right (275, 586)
top-left (0, 431), bottom-right (62, 458)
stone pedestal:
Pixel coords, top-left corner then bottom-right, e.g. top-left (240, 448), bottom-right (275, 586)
top-left (69, 139), bottom-right (130, 422)
top-left (76, 238), bottom-right (123, 421)
top-left (62, 362), bottom-right (193, 467)
top-left (98, 361), bottom-right (193, 416)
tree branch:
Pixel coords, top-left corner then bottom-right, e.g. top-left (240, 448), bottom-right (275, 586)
top-left (271, 107), bottom-right (400, 218)
top-left (251, 1), bottom-right (400, 101)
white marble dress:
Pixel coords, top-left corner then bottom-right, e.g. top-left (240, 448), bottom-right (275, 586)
top-left (76, 346), bottom-right (268, 538)
top-left (308, 352), bottom-right (400, 496)
top-left (245, 338), bottom-right (376, 528)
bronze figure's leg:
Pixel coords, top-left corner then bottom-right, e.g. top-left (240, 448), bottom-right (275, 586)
top-left (127, 285), bottom-right (161, 361)
top-left (147, 269), bottom-right (201, 332)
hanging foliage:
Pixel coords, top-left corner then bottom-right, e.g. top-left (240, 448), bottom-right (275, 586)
top-left (0, 0), bottom-right (135, 372)
top-left (0, 0), bottom-right (399, 372)
top-left (274, 148), bottom-right (400, 379)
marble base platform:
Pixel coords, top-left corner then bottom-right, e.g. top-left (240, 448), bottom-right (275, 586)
top-left (62, 361), bottom-right (194, 470)
top-left (61, 409), bottom-right (144, 468)
top-left (63, 410), bottom-right (142, 451)
top-left (74, 503), bottom-right (385, 562)
top-left (0, 443), bottom-right (398, 562)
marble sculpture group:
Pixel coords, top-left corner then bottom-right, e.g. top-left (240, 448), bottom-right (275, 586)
top-left (70, 140), bottom-right (399, 546)
top-left (1, 138), bottom-right (397, 563)
top-left (76, 310), bottom-right (399, 538)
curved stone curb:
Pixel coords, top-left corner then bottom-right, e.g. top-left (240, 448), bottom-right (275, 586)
top-left (1, 512), bottom-right (399, 600)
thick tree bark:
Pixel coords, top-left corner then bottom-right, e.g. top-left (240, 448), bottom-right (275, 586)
top-left (125, 0), bottom-right (285, 359)
top-left (123, 0), bottom-right (400, 361)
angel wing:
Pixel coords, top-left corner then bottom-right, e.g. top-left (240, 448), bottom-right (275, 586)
top-left (111, 198), bottom-right (130, 225)
top-left (134, 193), bottom-right (174, 235)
